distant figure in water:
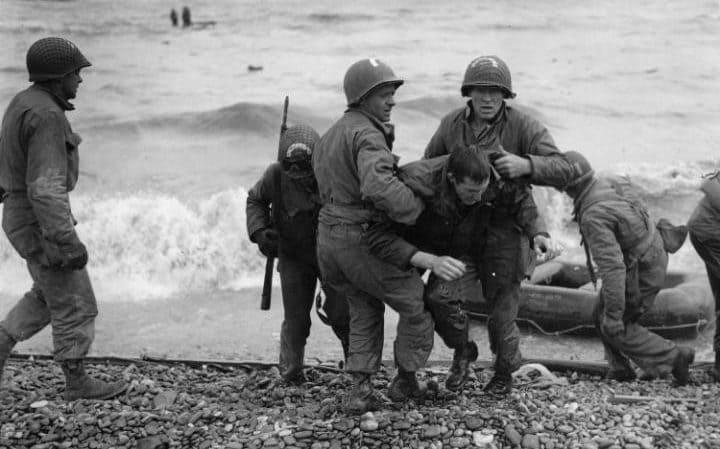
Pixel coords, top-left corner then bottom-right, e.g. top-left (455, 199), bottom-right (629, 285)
top-left (0, 37), bottom-right (127, 401)
top-left (170, 8), bottom-right (178, 27)
top-left (182, 6), bottom-right (192, 27)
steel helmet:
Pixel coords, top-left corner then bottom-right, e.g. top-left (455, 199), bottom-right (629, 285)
top-left (343, 58), bottom-right (404, 106)
top-left (461, 55), bottom-right (515, 98)
top-left (278, 124), bottom-right (321, 163)
top-left (26, 37), bottom-right (91, 82)
top-left (564, 151), bottom-right (595, 190)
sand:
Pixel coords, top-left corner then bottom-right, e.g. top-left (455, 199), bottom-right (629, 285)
top-left (1, 287), bottom-right (714, 366)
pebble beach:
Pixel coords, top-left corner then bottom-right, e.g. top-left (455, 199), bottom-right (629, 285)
top-left (2, 358), bottom-right (719, 449)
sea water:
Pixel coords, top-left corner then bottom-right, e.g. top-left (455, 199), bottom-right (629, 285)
top-left (1, 0), bottom-right (719, 302)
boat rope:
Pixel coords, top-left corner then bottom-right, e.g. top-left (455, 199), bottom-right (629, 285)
top-left (466, 311), bottom-right (712, 337)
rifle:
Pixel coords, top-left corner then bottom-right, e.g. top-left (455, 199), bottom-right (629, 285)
top-left (260, 96), bottom-right (289, 310)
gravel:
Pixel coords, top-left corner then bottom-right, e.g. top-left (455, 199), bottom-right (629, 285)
top-left (1, 358), bottom-right (719, 449)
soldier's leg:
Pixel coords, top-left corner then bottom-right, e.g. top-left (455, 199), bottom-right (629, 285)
top-left (613, 245), bottom-right (692, 383)
top-left (425, 264), bottom-right (481, 390)
top-left (0, 264), bottom-right (52, 384)
top-left (319, 279), bottom-right (350, 361)
top-left (594, 300), bottom-right (636, 381)
top-left (278, 253), bottom-right (316, 382)
top-left (34, 264), bottom-right (126, 400)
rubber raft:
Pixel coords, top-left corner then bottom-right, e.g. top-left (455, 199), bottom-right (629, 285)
top-left (465, 260), bottom-right (715, 339)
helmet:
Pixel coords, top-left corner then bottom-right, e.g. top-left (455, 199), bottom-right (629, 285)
top-left (26, 37), bottom-right (91, 82)
top-left (564, 151), bottom-right (595, 189)
top-left (278, 124), bottom-right (320, 164)
top-left (461, 55), bottom-right (515, 98)
top-left (343, 58), bottom-right (404, 106)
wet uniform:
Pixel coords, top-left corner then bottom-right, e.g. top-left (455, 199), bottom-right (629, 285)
top-left (313, 107), bottom-right (432, 374)
top-left (246, 163), bottom-right (350, 376)
top-left (576, 177), bottom-right (680, 377)
top-left (423, 101), bottom-right (570, 377)
top-left (0, 85), bottom-right (97, 362)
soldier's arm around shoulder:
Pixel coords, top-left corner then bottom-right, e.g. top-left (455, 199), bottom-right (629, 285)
top-left (24, 109), bottom-right (83, 251)
top-left (355, 129), bottom-right (424, 225)
top-left (246, 163), bottom-right (280, 242)
top-left (515, 112), bottom-right (573, 186)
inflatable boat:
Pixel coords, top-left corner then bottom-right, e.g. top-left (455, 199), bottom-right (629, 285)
top-left (465, 260), bottom-right (715, 339)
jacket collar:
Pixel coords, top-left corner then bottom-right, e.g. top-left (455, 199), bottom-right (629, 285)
top-left (31, 84), bottom-right (75, 111)
top-left (347, 107), bottom-right (395, 145)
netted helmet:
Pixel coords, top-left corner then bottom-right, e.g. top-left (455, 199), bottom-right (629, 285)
top-left (564, 151), bottom-right (595, 190)
top-left (461, 55), bottom-right (515, 98)
top-left (278, 124), bottom-right (321, 180)
top-left (343, 58), bottom-right (404, 106)
top-left (27, 37), bottom-right (91, 82)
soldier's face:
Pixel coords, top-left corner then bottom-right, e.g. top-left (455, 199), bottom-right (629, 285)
top-left (450, 175), bottom-right (490, 206)
top-left (61, 69), bottom-right (83, 100)
top-left (360, 85), bottom-right (397, 123)
top-left (469, 86), bottom-right (504, 121)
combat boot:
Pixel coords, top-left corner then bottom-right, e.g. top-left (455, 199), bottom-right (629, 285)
top-left (671, 345), bottom-right (695, 386)
top-left (482, 372), bottom-right (512, 398)
top-left (0, 328), bottom-right (17, 385)
top-left (61, 360), bottom-right (128, 401)
top-left (445, 341), bottom-right (478, 392)
top-left (388, 369), bottom-right (427, 402)
top-left (343, 373), bottom-right (379, 415)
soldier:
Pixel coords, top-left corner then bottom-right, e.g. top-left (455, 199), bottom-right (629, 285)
top-left (423, 55), bottom-right (569, 396)
top-left (246, 124), bottom-right (350, 384)
top-left (558, 151), bottom-right (695, 385)
top-left (367, 146), bottom-right (555, 393)
top-left (688, 172), bottom-right (720, 380)
top-left (313, 58), bottom-right (464, 414)
top-left (0, 37), bottom-right (127, 400)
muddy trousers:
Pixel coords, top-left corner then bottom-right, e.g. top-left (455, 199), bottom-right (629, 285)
top-left (0, 262), bottom-right (98, 361)
top-left (594, 241), bottom-right (678, 377)
top-left (278, 252), bottom-right (350, 377)
top-left (424, 262), bottom-right (481, 351)
top-left (688, 199), bottom-right (720, 352)
top-left (316, 222), bottom-right (434, 374)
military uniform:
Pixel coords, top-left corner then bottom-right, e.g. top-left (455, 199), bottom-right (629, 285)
top-left (0, 85), bottom-right (97, 362)
top-left (246, 162), bottom-right (349, 379)
top-left (576, 177), bottom-right (685, 378)
top-left (313, 107), bottom-right (432, 375)
top-left (424, 101), bottom-right (566, 379)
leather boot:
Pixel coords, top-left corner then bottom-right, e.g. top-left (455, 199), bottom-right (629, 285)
top-left (0, 328), bottom-right (16, 386)
top-left (388, 369), bottom-right (427, 402)
top-left (482, 372), bottom-right (513, 398)
top-left (671, 345), bottom-right (695, 386)
top-left (61, 360), bottom-right (128, 401)
top-left (343, 373), bottom-right (379, 415)
top-left (445, 341), bottom-right (479, 391)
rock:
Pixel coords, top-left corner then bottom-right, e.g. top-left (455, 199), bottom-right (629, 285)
top-left (472, 432), bottom-right (494, 447)
top-left (464, 416), bottom-right (483, 430)
top-left (521, 434), bottom-right (540, 449)
top-left (153, 390), bottom-right (178, 409)
top-left (504, 425), bottom-right (522, 446)
top-left (424, 424), bottom-right (443, 438)
top-left (449, 436), bottom-right (470, 448)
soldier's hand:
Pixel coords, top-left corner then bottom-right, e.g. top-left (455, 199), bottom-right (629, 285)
top-left (601, 315), bottom-right (625, 338)
top-left (430, 256), bottom-right (467, 281)
top-left (255, 228), bottom-right (279, 258)
top-left (533, 235), bottom-right (564, 263)
top-left (492, 147), bottom-right (532, 179)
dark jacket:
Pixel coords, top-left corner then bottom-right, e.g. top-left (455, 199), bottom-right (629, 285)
top-left (366, 156), bottom-right (542, 269)
top-left (246, 163), bottom-right (319, 264)
top-left (0, 85), bottom-right (84, 267)
top-left (312, 108), bottom-right (424, 226)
